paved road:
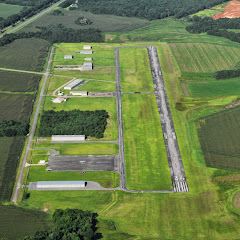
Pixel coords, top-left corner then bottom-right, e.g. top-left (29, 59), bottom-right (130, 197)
top-left (147, 46), bottom-right (189, 193)
top-left (12, 47), bottom-right (54, 204)
top-left (0, 0), bottom-right (65, 38)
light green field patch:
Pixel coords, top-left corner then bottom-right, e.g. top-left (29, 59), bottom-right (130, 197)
top-left (79, 80), bottom-right (116, 92)
top-left (42, 97), bottom-right (118, 141)
top-left (0, 3), bottom-right (23, 18)
top-left (119, 47), bottom-right (154, 92)
top-left (122, 94), bottom-right (172, 191)
top-left (27, 166), bottom-right (119, 188)
top-left (34, 142), bottom-right (118, 155)
top-left (170, 43), bottom-right (240, 73)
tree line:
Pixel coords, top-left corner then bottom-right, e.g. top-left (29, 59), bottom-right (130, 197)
top-left (0, 24), bottom-right (103, 46)
top-left (0, 0), bottom-right (59, 30)
top-left (22, 209), bottom-right (101, 240)
top-left (75, 0), bottom-right (229, 20)
top-left (39, 110), bottom-right (108, 138)
top-left (0, 120), bottom-right (29, 137)
top-left (186, 16), bottom-right (240, 44)
top-left (214, 68), bottom-right (240, 79)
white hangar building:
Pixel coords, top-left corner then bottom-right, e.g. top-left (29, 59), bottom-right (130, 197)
top-left (64, 55), bottom-right (73, 59)
top-left (80, 50), bottom-right (93, 54)
top-left (83, 45), bottom-right (92, 49)
top-left (51, 135), bottom-right (85, 142)
top-left (64, 79), bottom-right (83, 90)
top-left (36, 181), bottom-right (86, 189)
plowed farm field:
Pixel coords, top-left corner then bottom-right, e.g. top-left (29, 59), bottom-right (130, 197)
top-left (213, 0), bottom-right (240, 19)
top-left (170, 43), bottom-right (240, 73)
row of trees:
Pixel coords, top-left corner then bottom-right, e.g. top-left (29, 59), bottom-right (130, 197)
top-left (186, 16), bottom-right (240, 44)
top-left (76, 0), bottom-right (229, 20)
top-left (0, 120), bottom-right (29, 137)
top-left (23, 209), bottom-right (100, 240)
top-left (214, 68), bottom-right (240, 79)
top-left (0, 0), bottom-right (59, 30)
top-left (0, 24), bottom-right (103, 46)
top-left (39, 110), bottom-right (108, 138)
top-left (59, 0), bottom-right (75, 8)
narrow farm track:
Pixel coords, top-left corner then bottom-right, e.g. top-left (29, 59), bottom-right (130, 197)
top-left (0, 68), bottom-right (45, 75)
top-left (12, 47), bottom-right (54, 204)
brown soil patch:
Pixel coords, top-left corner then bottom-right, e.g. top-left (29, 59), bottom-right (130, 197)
top-left (233, 191), bottom-right (240, 211)
top-left (214, 174), bottom-right (240, 182)
top-left (213, 0), bottom-right (240, 19)
top-left (105, 34), bottom-right (116, 41)
top-left (43, 205), bottom-right (49, 212)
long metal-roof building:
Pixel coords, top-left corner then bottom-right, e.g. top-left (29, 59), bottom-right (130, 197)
top-left (52, 135), bottom-right (85, 142)
top-left (83, 62), bottom-right (93, 70)
top-left (36, 181), bottom-right (86, 189)
top-left (64, 79), bottom-right (83, 90)
top-left (64, 55), bottom-right (73, 59)
top-left (83, 45), bottom-right (92, 50)
top-left (80, 50), bottom-right (93, 54)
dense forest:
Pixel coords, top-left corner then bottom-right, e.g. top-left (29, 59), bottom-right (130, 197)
top-left (76, 0), bottom-right (229, 20)
top-left (0, 24), bottom-right (103, 46)
top-left (23, 209), bottom-right (100, 240)
top-left (39, 110), bottom-right (108, 138)
top-left (0, 0), bottom-right (59, 29)
top-left (0, 120), bottom-right (29, 137)
top-left (186, 16), bottom-right (240, 44)
top-left (214, 68), bottom-right (240, 79)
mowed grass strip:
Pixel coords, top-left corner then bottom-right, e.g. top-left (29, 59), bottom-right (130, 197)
top-left (34, 142), bottom-right (118, 155)
top-left (119, 48), bottom-right (154, 92)
top-left (27, 166), bottom-right (119, 188)
top-left (42, 97), bottom-right (118, 141)
top-left (197, 106), bottom-right (240, 170)
top-left (122, 94), bottom-right (172, 191)
top-left (170, 43), bottom-right (240, 73)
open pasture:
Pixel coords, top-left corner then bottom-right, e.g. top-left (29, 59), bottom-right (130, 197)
top-left (27, 166), bottom-right (119, 188)
top-left (0, 70), bottom-right (41, 92)
top-left (170, 43), bottom-right (240, 73)
top-left (0, 38), bottom-right (50, 72)
top-left (42, 97), bottom-right (118, 141)
top-left (197, 106), bottom-right (240, 170)
top-left (122, 94), bottom-right (172, 191)
top-left (119, 47), bottom-right (154, 92)
top-left (0, 93), bottom-right (34, 123)
top-left (20, 9), bottom-right (150, 33)
top-left (0, 3), bottom-right (23, 18)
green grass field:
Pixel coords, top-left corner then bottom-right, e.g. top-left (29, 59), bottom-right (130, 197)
top-left (119, 47), bottom-right (154, 92)
top-left (19, 9), bottom-right (150, 33)
top-left (0, 70), bottom-right (41, 92)
top-left (0, 3), bottom-right (23, 18)
top-left (33, 141), bottom-right (118, 155)
top-left (197, 106), bottom-right (240, 170)
top-left (170, 43), bottom-right (240, 73)
top-left (42, 97), bottom-right (118, 141)
top-left (27, 166), bottom-right (119, 188)
top-left (122, 94), bottom-right (172, 191)
top-left (0, 38), bottom-right (50, 72)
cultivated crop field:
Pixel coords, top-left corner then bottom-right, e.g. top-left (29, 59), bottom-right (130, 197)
top-left (0, 70), bottom-right (41, 92)
top-left (119, 47), bottom-right (154, 92)
top-left (197, 106), bottom-right (240, 170)
top-left (170, 43), bottom-right (240, 73)
top-left (20, 9), bottom-right (150, 33)
top-left (0, 3), bottom-right (23, 18)
top-left (0, 38), bottom-right (50, 71)
top-left (122, 94), bottom-right (172, 191)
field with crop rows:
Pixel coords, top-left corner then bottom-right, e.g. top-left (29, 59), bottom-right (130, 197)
top-left (170, 43), bottom-right (240, 73)
top-left (0, 71), bottom-right (41, 92)
top-left (0, 3), bottom-right (23, 18)
top-left (20, 9), bottom-right (149, 33)
top-left (119, 47), bottom-right (154, 92)
top-left (0, 38), bottom-right (50, 71)
top-left (122, 94), bottom-right (172, 190)
top-left (197, 106), bottom-right (240, 170)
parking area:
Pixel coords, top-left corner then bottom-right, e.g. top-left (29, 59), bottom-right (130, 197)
top-left (47, 155), bottom-right (117, 171)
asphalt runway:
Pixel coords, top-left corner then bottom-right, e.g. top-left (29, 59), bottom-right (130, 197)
top-left (47, 155), bottom-right (116, 171)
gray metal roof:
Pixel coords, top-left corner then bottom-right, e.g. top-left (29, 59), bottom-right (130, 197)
top-left (37, 181), bottom-right (86, 185)
top-left (83, 62), bottom-right (93, 66)
top-left (65, 79), bottom-right (83, 89)
top-left (52, 135), bottom-right (85, 138)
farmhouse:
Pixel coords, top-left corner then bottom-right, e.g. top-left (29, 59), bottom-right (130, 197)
top-left (83, 62), bottom-right (93, 70)
top-left (84, 57), bottom-right (93, 61)
top-left (70, 91), bottom-right (88, 96)
top-left (64, 55), bottom-right (73, 59)
top-left (51, 135), bottom-right (86, 142)
top-left (36, 181), bottom-right (86, 189)
top-left (80, 50), bottom-right (93, 54)
top-left (64, 79), bottom-right (83, 90)
top-left (52, 97), bottom-right (67, 103)
top-left (83, 45), bottom-right (92, 49)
